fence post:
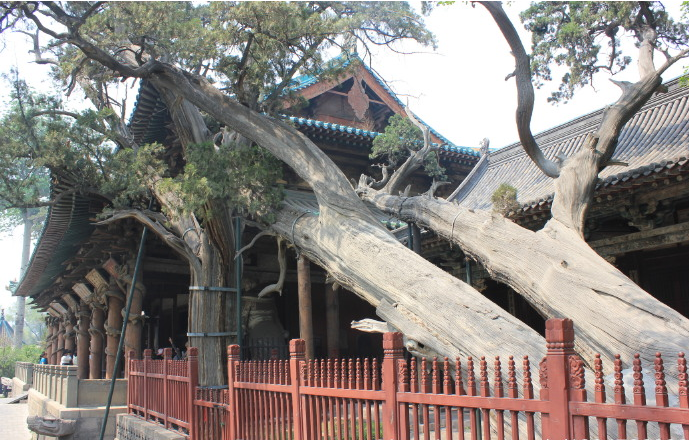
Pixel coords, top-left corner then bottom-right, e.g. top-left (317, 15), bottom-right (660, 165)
top-left (143, 349), bottom-right (150, 420)
top-left (187, 347), bottom-right (199, 440)
top-left (542, 318), bottom-right (576, 440)
top-left (128, 350), bottom-right (135, 415)
top-left (290, 339), bottom-right (306, 440)
top-left (163, 347), bottom-right (172, 429)
top-left (227, 344), bottom-right (240, 440)
top-left (382, 332), bottom-right (403, 440)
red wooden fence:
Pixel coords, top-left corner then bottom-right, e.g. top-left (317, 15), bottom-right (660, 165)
top-left (128, 318), bottom-right (689, 439)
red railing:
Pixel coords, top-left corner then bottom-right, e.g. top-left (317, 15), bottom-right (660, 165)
top-left (128, 347), bottom-right (198, 436)
top-left (128, 318), bottom-right (689, 439)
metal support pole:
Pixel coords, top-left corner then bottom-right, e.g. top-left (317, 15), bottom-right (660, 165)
top-left (235, 217), bottom-right (243, 352)
top-left (98, 200), bottom-right (151, 440)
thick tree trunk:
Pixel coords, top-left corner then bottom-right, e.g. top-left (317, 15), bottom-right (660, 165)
top-left (13, 208), bottom-right (31, 348)
top-left (271, 206), bottom-right (547, 366)
top-left (126, 67), bottom-right (547, 375)
top-left (188, 241), bottom-right (233, 386)
top-left (360, 190), bottom-right (689, 383)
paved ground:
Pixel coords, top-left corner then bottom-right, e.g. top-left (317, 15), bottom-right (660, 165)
top-left (0, 397), bottom-right (31, 439)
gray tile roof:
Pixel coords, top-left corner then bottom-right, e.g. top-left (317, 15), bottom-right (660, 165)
top-left (453, 78), bottom-right (689, 211)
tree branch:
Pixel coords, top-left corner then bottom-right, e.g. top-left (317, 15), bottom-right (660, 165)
top-left (379, 108), bottom-right (436, 195)
top-left (258, 237), bottom-right (286, 297)
top-left (480, 1), bottom-right (560, 178)
top-left (96, 209), bottom-right (201, 274)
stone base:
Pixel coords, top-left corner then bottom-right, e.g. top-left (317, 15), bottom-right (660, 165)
top-left (115, 414), bottom-right (186, 440)
top-left (28, 388), bottom-right (126, 440)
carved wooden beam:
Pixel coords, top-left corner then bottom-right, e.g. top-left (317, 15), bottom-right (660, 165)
top-left (591, 221), bottom-right (689, 256)
top-left (85, 269), bottom-right (108, 293)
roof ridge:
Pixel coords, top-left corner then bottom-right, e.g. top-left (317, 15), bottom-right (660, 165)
top-left (490, 77), bottom-right (689, 165)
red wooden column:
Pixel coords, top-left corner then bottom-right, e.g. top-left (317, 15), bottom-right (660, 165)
top-left (382, 332), bottom-right (403, 440)
top-left (105, 279), bottom-right (124, 378)
top-left (45, 318), bottom-right (56, 364)
top-left (187, 347), bottom-right (199, 440)
top-left (56, 319), bottom-right (66, 362)
top-left (89, 304), bottom-right (106, 379)
top-left (64, 312), bottom-right (77, 355)
top-left (289, 339), bottom-right (305, 440)
top-left (325, 283), bottom-right (340, 358)
top-left (77, 302), bottom-right (91, 379)
top-left (541, 318), bottom-right (576, 440)
top-left (297, 255), bottom-right (314, 359)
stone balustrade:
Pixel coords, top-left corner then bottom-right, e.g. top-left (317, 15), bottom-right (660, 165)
top-left (32, 364), bottom-right (79, 407)
top-left (14, 362), bottom-right (33, 387)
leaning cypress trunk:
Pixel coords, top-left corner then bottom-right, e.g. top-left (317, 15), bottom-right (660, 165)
top-left (271, 205), bottom-right (547, 365)
top-left (359, 189), bottom-right (689, 384)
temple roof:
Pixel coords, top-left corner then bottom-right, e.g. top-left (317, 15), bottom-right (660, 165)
top-left (0, 309), bottom-right (14, 342)
top-left (14, 174), bottom-right (107, 301)
top-left (452, 78), bottom-right (689, 212)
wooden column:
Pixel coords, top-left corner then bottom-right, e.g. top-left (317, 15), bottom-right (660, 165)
top-left (50, 318), bottom-right (60, 364)
top-left (64, 313), bottom-right (76, 355)
top-left (77, 302), bottom-right (91, 379)
top-left (411, 223), bottom-right (422, 254)
top-left (45, 318), bottom-right (56, 364)
top-left (56, 319), bottom-right (66, 362)
top-left (104, 258), bottom-right (146, 377)
top-left (105, 278), bottom-right (124, 378)
top-left (89, 304), bottom-right (106, 379)
top-left (325, 282), bottom-right (340, 358)
top-left (297, 254), bottom-right (314, 360)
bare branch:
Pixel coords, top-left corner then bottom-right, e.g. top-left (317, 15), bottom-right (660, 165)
top-left (258, 238), bottom-right (286, 298)
top-left (32, 109), bottom-right (80, 119)
top-left (381, 107), bottom-right (437, 195)
top-left (638, 25), bottom-right (657, 79)
top-left (17, 30), bottom-right (58, 65)
top-left (480, 1), bottom-right (560, 178)
top-left (235, 230), bottom-right (274, 258)
top-left (96, 209), bottom-right (201, 273)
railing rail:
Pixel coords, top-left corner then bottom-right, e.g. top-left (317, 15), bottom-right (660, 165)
top-left (128, 318), bottom-right (689, 440)
top-left (14, 361), bottom-right (33, 386)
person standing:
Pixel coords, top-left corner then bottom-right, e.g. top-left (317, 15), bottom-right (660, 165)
top-left (60, 349), bottom-right (73, 365)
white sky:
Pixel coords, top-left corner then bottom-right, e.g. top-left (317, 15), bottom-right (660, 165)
top-left (0, 2), bottom-right (686, 313)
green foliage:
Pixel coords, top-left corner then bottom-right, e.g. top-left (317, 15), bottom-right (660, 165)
top-left (371, 114), bottom-right (445, 179)
top-left (491, 183), bottom-right (519, 215)
top-left (102, 143), bottom-right (168, 209)
top-left (0, 344), bottom-right (43, 378)
top-left (521, 2), bottom-right (689, 102)
top-left (160, 142), bottom-right (284, 223)
top-left (68, 2), bottom-right (435, 112)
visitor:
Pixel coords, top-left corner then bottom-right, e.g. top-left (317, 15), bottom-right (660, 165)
top-left (60, 349), bottom-right (73, 366)
top-left (39, 352), bottom-right (48, 364)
